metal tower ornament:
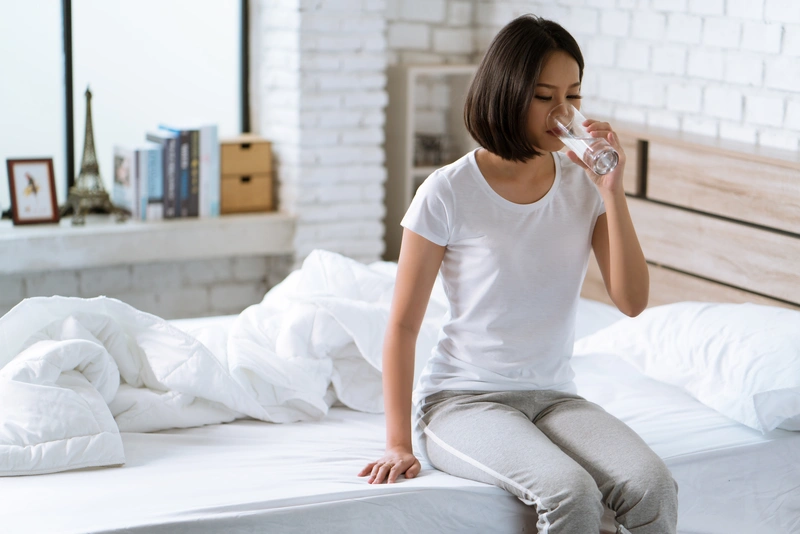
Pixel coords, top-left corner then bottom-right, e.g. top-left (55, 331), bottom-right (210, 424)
top-left (64, 86), bottom-right (125, 225)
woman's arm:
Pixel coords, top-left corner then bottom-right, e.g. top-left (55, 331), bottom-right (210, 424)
top-left (591, 202), bottom-right (649, 317)
top-left (358, 228), bottom-right (445, 484)
top-left (568, 122), bottom-right (649, 317)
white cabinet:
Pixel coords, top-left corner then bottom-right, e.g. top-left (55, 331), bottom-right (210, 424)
top-left (383, 64), bottom-right (478, 260)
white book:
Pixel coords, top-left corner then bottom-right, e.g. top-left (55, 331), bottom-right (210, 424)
top-left (112, 146), bottom-right (137, 219)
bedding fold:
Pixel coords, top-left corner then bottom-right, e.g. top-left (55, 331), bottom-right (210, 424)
top-left (0, 250), bottom-right (446, 476)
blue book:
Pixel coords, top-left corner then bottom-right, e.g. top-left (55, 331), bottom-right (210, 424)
top-left (145, 130), bottom-right (180, 218)
top-left (136, 144), bottom-right (163, 221)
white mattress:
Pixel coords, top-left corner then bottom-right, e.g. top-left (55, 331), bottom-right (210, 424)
top-left (2, 310), bottom-right (798, 534)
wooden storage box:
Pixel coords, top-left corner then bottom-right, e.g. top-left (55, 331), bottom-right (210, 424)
top-left (220, 134), bottom-right (274, 214)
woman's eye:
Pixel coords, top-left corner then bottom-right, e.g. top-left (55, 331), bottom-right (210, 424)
top-left (568, 95), bottom-right (582, 100)
top-left (534, 96), bottom-right (552, 101)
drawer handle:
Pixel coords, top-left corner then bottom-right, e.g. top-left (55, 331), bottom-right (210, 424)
top-left (240, 176), bottom-right (252, 183)
top-left (240, 143), bottom-right (251, 149)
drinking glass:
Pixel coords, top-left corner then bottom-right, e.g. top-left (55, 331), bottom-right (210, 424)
top-left (547, 103), bottom-right (619, 175)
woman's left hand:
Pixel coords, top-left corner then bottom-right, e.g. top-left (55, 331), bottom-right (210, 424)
top-left (565, 119), bottom-right (626, 196)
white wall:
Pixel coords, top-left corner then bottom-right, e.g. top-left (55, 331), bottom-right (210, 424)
top-left (5, 1), bottom-right (797, 319)
top-left (0, 0), bottom-right (65, 211)
top-left (252, 0), bottom-right (388, 265)
top-left (386, 0), bottom-right (476, 65)
top-left (71, 0), bottom-right (242, 193)
top-left (0, 255), bottom-right (292, 319)
top-left (0, 0), bottom-right (242, 214)
top-left (386, 0), bottom-right (476, 154)
top-left (255, 0), bottom-right (799, 267)
top-left (475, 0), bottom-right (800, 150)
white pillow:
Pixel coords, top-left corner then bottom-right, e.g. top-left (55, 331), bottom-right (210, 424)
top-left (573, 301), bottom-right (800, 433)
top-left (575, 298), bottom-right (625, 340)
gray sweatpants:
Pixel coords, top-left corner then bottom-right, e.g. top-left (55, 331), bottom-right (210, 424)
top-left (415, 389), bottom-right (678, 534)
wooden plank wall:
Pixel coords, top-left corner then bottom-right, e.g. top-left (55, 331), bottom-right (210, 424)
top-left (581, 121), bottom-right (800, 311)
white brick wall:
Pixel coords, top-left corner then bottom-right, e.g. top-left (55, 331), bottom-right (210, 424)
top-left (474, 0), bottom-right (800, 151)
top-left (386, 0), bottom-right (477, 141)
top-left (249, 0), bottom-right (799, 272)
top-left (0, 256), bottom-right (293, 320)
top-left (727, 0), bottom-right (764, 20)
top-left (253, 0), bottom-right (389, 264)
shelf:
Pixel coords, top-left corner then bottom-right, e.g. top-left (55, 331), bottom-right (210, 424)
top-left (411, 166), bottom-right (441, 178)
top-left (0, 212), bottom-right (296, 274)
top-left (384, 63), bottom-right (479, 260)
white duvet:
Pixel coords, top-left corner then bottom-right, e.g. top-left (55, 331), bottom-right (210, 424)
top-left (0, 250), bottom-right (446, 476)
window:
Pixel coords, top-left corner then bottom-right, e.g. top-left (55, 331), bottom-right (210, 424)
top-left (0, 0), bottom-right (65, 211)
top-left (1, 0), bottom-right (246, 213)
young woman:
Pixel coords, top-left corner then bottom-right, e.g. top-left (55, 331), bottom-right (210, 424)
top-left (358, 15), bottom-right (678, 534)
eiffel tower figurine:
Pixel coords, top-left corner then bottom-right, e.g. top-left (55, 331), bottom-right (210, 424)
top-left (61, 86), bottom-right (126, 225)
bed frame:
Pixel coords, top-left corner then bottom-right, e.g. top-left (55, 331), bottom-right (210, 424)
top-left (581, 121), bottom-right (800, 311)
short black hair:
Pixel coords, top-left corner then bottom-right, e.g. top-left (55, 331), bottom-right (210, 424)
top-left (464, 15), bottom-right (584, 162)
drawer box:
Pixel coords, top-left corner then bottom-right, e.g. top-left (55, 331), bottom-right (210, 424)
top-left (220, 173), bottom-right (273, 214)
top-left (221, 134), bottom-right (272, 175)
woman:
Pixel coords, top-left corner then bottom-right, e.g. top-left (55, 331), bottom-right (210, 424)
top-left (359, 15), bottom-right (678, 534)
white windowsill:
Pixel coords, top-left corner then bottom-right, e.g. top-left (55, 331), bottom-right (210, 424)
top-left (0, 212), bottom-right (296, 275)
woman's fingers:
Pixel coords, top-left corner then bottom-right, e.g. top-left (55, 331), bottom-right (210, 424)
top-left (387, 463), bottom-right (402, 484)
top-left (404, 461), bottom-right (421, 479)
top-left (566, 150), bottom-right (588, 170)
top-left (372, 463), bottom-right (393, 484)
top-left (361, 454), bottom-right (420, 484)
top-left (369, 462), bottom-right (384, 482)
top-left (585, 121), bottom-right (615, 143)
top-left (607, 131), bottom-right (622, 150)
top-left (357, 462), bottom-right (376, 477)
top-left (585, 120), bottom-right (611, 131)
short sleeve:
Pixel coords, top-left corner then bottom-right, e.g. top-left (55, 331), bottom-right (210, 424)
top-left (596, 192), bottom-right (606, 218)
top-left (400, 173), bottom-right (452, 246)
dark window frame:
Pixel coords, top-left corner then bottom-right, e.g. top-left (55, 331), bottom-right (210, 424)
top-left (61, 0), bottom-right (250, 189)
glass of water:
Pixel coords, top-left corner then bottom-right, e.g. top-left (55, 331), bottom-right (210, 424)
top-left (547, 103), bottom-right (619, 175)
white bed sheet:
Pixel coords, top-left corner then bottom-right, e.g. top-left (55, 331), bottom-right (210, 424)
top-left (1, 309), bottom-right (798, 534)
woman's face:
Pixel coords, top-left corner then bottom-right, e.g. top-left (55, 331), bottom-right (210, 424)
top-left (526, 50), bottom-right (582, 153)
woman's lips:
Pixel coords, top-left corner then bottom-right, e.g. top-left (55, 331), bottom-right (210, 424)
top-left (547, 129), bottom-right (560, 137)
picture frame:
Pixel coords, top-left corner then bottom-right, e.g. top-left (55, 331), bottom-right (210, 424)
top-left (6, 158), bottom-right (60, 225)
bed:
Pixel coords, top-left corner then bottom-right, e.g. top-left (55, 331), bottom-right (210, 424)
top-left (1, 303), bottom-right (798, 534)
top-left (2, 124), bottom-right (800, 534)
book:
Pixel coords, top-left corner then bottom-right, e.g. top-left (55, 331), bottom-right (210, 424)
top-left (145, 130), bottom-right (180, 218)
top-left (201, 124), bottom-right (220, 217)
top-left (159, 123), bottom-right (220, 217)
top-left (136, 144), bottom-right (163, 221)
top-left (188, 129), bottom-right (199, 217)
top-left (177, 130), bottom-right (190, 217)
top-left (112, 146), bottom-right (137, 218)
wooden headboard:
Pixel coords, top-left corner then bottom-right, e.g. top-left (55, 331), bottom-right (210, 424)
top-left (580, 121), bottom-right (800, 311)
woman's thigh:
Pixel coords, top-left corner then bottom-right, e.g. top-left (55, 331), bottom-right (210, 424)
top-left (533, 393), bottom-right (678, 527)
top-left (417, 391), bottom-right (604, 518)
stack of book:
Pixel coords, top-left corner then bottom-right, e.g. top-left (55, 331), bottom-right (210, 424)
top-left (113, 123), bottom-right (220, 220)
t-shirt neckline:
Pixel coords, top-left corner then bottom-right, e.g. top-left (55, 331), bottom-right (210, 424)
top-left (467, 149), bottom-right (562, 213)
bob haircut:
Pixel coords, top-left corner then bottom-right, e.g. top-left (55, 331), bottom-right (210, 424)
top-left (464, 15), bottom-right (584, 162)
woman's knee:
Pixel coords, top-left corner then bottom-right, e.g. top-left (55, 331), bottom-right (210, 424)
top-left (628, 458), bottom-right (678, 505)
top-left (615, 458), bottom-right (678, 532)
top-left (538, 467), bottom-right (604, 517)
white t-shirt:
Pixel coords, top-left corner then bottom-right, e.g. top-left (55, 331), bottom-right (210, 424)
top-left (401, 149), bottom-right (606, 408)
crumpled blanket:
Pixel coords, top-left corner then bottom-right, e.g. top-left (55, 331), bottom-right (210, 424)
top-left (0, 250), bottom-right (447, 476)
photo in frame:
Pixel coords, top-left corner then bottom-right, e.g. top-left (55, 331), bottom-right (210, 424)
top-left (6, 158), bottom-right (60, 225)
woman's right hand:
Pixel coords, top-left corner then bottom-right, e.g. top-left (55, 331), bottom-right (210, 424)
top-left (357, 446), bottom-right (421, 484)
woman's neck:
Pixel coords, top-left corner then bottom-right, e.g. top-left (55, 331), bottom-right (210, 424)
top-left (474, 148), bottom-right (557, 205)
top-left (477, 148), bottom-right (554, 186)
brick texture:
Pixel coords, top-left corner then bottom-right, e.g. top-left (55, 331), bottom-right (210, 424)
top-left (473, 0), bottom-right (800, 150)
top-left (9, 255), bottom-right (293, 320)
